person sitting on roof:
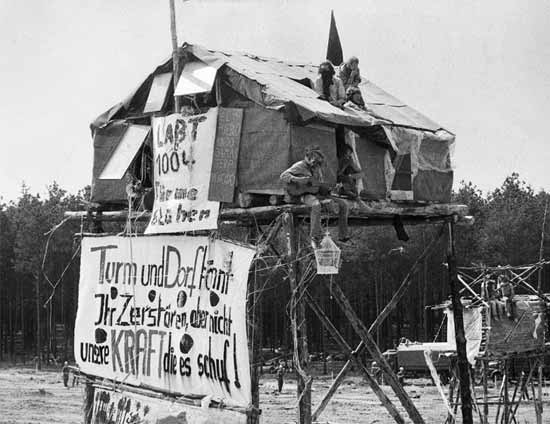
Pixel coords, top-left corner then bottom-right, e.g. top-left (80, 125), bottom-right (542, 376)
top-left (313, 62), bottom-right (346, 108)
top-left (280, 146), bottom-right (350, 248)
top-left (344, 86), bottom-right (366, 110)
top-left (338, 56), bottom-right (361, 90)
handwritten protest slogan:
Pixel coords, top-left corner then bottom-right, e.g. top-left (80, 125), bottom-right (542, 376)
top-left (91, 387), bottom-right (247, 424)
top-left (74, 235), bottom-right (255, 406)
top-left (145, 108), bottom-right (220, 234)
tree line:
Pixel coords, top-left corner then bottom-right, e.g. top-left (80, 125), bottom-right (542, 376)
top-left (0, 174), bottom-right (548, 362)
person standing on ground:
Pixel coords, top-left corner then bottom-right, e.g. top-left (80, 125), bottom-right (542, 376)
top-left (276, 361), bottom-right (285, 393)
top-left (371, 361), bottom-right (381, 384)
top-left (62, 361), bottom-right (70, 388)
top-left (397, 366), bottom-right (405, 386)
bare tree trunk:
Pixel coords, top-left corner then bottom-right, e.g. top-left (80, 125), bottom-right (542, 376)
top-left (35, 273), bottom-right (42, 370)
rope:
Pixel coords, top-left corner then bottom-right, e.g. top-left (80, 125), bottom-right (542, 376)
top-left (43, 244), bottom-right (81, 307)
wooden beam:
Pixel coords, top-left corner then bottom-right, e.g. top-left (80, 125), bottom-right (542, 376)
top-left (64, 201), bottom-right (470, 226)
top-left (168, 0), bottom-right (181, 113)
top-left (284, 212), bottom-right (311, 424)
top-left (313, 225), bottom-right (444, 419)
top-left (326, 280), bottom-right (425, 424)
top-left (446, 221), bottom-right (473, 424)
top-left (304, 291), bottom-right (405, 424)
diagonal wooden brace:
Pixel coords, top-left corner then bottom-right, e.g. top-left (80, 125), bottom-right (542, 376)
top-left (304, 290), bottom-right (405, 424)
top-left (326, 279), bottom-right (426, 424)
top-left (312, 225), bottom-right (444, 421)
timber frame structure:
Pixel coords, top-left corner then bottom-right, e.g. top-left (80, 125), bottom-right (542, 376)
top-left (66, 199), bottom-right (474, 424)
top-left (443, 263), bottom-right (550, 424)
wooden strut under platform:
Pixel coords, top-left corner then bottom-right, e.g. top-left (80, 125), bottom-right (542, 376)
top-left (446, 356), bottom-right (544, 424)
top-left (270, 210), bottom-right (472, 424)
top-left (74, 203), bottom-right (473, 424)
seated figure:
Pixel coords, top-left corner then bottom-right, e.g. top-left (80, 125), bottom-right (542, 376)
top-left (336, 144), bottom-right (362, 199)
top-left (313, 61), bottom-right (346, 108)
top-left (338, 56), bottom-right (361, 90)
top-left (280, 146), bottom-right (350, 247)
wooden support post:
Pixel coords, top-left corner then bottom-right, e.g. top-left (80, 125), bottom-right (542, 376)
top-left (446, 372), bottom-right (456, 424)
top-left (537, 198), bottom-right (548, 292)
top-left (304, 291), bottom-right (405, 424)
top-left (284, 212), bottom-right (311, 424)
top-left (482, 359), bottom-right (489, 424)
top-left (503, 360), bottom-right (510, 423)
top-left (446, 221), bottom-right (473, 424)
top-left (313, 225), bottom-right (444, 420)
top-left (326, 279), bottom-right (425, 424)
top-left (83, 380), bottom-right (95, 424)
top-left (536, 361), bottom-right (543, 424)
top-left (168, 0), bottom-right (181, 113)
top-left (248, 227), bottom-right (261, 424)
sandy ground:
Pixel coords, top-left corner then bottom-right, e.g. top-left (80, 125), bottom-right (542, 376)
top-left (0, 366), bottom-right (549, 423)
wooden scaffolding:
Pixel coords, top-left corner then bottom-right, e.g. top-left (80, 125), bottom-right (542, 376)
top-left (67, 199), bottom-right (473, 424)
top-left (444, 263), bottom-right (550, 424)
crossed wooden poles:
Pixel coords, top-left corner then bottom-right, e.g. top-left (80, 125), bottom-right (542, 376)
top-left (251, 211), bottom-right (473, 424)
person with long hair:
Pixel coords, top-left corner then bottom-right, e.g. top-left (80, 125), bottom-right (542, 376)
top-left (313, 61), bottom-right (346, 108)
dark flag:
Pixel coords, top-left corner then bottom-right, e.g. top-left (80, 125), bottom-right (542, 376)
top-left (326, 10), bottom-right (343, 66)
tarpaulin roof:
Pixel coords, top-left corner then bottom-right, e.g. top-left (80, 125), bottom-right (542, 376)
top-left (92, 43), bottom-right (449, 134)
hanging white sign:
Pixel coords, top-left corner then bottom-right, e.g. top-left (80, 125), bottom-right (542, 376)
top-left (74, 235), bottom-right (255, 407)
top-left (145, 108), bottom-right (220, 234)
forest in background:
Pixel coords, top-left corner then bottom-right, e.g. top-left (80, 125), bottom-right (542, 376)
top-left (0, 173), bottom-right (548, 363)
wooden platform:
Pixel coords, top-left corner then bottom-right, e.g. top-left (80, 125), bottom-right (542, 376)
top-left (65, 200), bottom-right (471, 227)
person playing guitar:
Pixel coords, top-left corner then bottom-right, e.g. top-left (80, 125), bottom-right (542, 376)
top-left (280, 146), bottom-right (350, 248)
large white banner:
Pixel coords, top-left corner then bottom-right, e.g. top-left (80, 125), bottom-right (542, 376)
top-left (145, 108), bottom-right (220, 234)
top-left (92, 387), bottom-right (247, 424)
top-left (75, 235), bottom-right (255, 407)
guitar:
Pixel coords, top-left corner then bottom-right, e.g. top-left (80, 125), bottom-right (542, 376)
top-left (286, 176), bottom-right (333, 197)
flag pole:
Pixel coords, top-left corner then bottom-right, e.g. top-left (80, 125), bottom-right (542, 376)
top-left (169, 0), bottom-right (181, 113)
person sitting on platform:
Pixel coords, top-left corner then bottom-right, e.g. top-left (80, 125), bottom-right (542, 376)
top-left (338, 56), bottom-right (362, 90)
top-left (280, 146), bottom-right (350, 248)
top-left (313, 61), bottom-right (346, 108)
top-left (497, 272), bottom-right (515, 319)
top-left (336, 144), bottom-right (362, 199)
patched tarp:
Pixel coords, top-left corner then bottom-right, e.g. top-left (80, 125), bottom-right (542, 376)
top-left (290, 124), bottom-right (337, 185)
top-left (236, 103), bottom-right (291, 194)
top-left (90, 121), bottom-right (131, 205)
top-left (355, 137), bottom-right (389, 199)
top-left (234, 103), bottom-right (337, 195)
top-left (383, 126), bottom-right (454, 202)
top-left (89, 42), bottom-right (455, 205)
top-left (92, 43), bottom-right (450, 133)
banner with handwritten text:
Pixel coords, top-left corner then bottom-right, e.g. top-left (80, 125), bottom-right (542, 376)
top-left (74, 235), bottom-right (255, 406)
top-left (145, 108), bottom-right (220, 234)
top-left (91, 387), bottom-right (247, 424)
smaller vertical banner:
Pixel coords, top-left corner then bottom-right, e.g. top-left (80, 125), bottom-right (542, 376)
top-left (208, 108), bottom-right (243, 203)
top-left (145, 108), bottom-right (220, 234)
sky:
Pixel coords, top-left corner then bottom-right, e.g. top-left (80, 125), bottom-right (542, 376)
top-left (0, 0), bottom-right (549, 201)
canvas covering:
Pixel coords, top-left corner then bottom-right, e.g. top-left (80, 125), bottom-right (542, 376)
top-left (90, 42), bottom-right (454, 206)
